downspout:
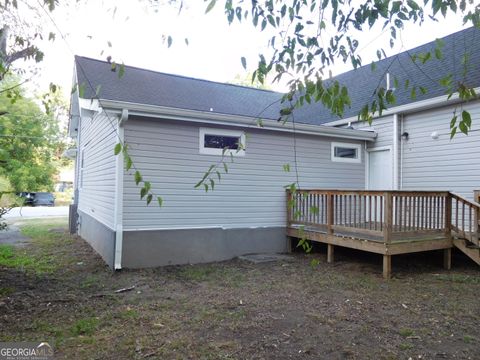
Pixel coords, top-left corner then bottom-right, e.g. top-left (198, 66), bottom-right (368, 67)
top-left (392, 114), bottom-right (399, 190)
top-left (399, 114), bottom-right (404, 190)
top-left (114, 109), bottom-right (128, 270)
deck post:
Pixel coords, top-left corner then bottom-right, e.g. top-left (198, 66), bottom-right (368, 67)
top-left (327, 192), bottom-right (334, 235)
top-left (444, 193), bottom-right (452, 239)
top-left (443, 248), bottom-right (452, 270)
top-left (383, 192), bottom-right (393, 244)
top-left (383, 255), bottom-right (392, 279)
top-left (327, 244), bottom-right (334, 263)
top-left (286, 190), bottom-right (293, 227)
top-left (474, 190), bottom-right (480, 204)
top-left (327, 193), bottom-right (335, 263)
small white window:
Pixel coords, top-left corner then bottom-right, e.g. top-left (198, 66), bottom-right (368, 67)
top-left (199, 128), bottom-right (246, 156)
top-left (331, 142), bottom-right (361, 163)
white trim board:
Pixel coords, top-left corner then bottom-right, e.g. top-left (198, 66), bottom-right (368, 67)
top-left (331, 141), bottom-right (362, 163)
top-left (97, 99), bottom-right (377, 141)
top-left (323, 88), bottom-right (480, 127)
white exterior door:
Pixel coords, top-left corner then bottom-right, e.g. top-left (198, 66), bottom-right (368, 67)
top-left (368, 148), bottom-right (392, 190)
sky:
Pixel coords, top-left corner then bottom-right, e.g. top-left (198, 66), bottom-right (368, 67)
top-left (14, 0), bottom-right (475, 98)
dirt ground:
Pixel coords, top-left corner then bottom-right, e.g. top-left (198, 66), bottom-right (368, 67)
top-left (1, 219), bottom-right (479, 359)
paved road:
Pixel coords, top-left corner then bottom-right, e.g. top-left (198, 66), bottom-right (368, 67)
top-left (4, 206), bottom-right (69, 219)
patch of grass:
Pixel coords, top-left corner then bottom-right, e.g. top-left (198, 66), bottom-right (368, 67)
top-left (70, 317), bottom-right (99, 336)
top-left (117, 308), bottom-right (140, 320)
top-left (178, 265), bottom-right (222, 281)
top-left (399, 342), bottom-right (413, 350)
top-left (0, 218), bottom-right (76, 274)
top-left (0, 286), bottom-right (15, 297)
top-left (0, 244), bottom-right (56, 274)
top-left (0, 245), bottom-right (34, 268)
top-left (20, 218), bottom-right (69, 245)
top-left (399, 328), bottom-right (415, 337)
top-left (28, 320), bottom-right (65, 348)
top-left (80, 275), bottom-right (100, 289)
top-left (463, 335), bottom-right (474, 344)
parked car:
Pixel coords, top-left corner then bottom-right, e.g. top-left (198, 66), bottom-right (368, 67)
top-left (17, 192), bottom-right (34, 206)
top-left (32, 192), bottom-right (55, 207)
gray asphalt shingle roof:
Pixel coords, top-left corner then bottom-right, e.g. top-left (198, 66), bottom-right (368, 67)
top-left (75, 26), bottom-right (480, 125)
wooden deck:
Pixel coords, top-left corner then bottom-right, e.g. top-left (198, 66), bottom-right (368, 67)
top-left (286, 189), bottom-right (480, 279)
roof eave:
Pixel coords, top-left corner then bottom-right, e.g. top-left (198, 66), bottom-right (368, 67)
top-left (97, 99), bottom-right (377, 141)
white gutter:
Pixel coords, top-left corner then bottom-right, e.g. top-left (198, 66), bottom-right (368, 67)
top-left (113, 111), bottom-right (126, 270)
top-left (323, 87), bottom-right (480, 127)
top-left (98, 99), bottom-right (377, 142)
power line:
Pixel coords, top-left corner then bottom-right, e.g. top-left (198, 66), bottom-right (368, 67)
top-left (35, 0), bottom-right (163, 203)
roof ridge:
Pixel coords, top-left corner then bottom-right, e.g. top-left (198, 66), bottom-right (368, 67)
top-left (74, 55), bottom-right (282, 95)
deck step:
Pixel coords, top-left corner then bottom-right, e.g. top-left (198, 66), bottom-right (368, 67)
top-left (466, 243), bottom-right (480, 249)
top-left (453, 239), bottom-right (480, 266)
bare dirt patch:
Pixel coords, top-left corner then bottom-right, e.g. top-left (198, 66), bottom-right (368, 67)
top-left (0, 220), bottom-right (479, 359)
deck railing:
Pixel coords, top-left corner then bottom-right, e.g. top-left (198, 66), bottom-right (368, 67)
top-left (287, 190), bottom-right (479, 244)
top-left (451, 193), bottom-right (480, 246)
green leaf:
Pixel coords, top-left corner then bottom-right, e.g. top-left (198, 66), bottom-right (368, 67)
top-left (118, 63), bottom-right (125, 79)
top-left (267, 15), bottom-right (276, 27)
top-left (459, 121), bottom-right (469, 135)
top-left (78, 83), bottom-right (86, 98)
top-left (157, 197), bottom-right (163, 207)
top-left (125, 155), bottom-right (132, 171)
top-left (205, 0), bottom-right (216, 13)
top-left (410, 87), bottom-right (416, 100)
top-left (223, 163), bottom-right (228, 173)
top-left (462, 110), bottom-right (472, 127)
top-left (450, 126), bottom-right (457, 139)
top-left (140, 187), bottom-right (147, 199)
top-left (450, 115), bottom-right (457, 128)
top-left (134, 171), bottom-right (142, 185)
top-left (210, 179), bottom-right (215, 190)
top-left (241, 56), bottom-right (247, 70)
top-left (283, 163), bottom-right (290, 172)
top-left (144, 181), bottom-right (151, 192)
top-left (114, 143), bottom-right (122, 155)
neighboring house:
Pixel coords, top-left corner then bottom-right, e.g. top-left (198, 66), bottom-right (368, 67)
top-left (55, 168), bottom-right (74, 192)
top-left (69, 27), bottom-right (480, 269)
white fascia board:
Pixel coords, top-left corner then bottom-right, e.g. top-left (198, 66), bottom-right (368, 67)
top-left (98, 99), bottom-right (376, 142)
top-left (323, 88), bottom-right (480, 127)
top-left (68, 64), bottom-right (81, 139)
top-left (79, 98), bottom-right (101, 112)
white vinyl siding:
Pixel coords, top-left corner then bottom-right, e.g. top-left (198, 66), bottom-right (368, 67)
top-left (123, 118), bottom-right (366, 230)
top-left (401, 101), bottom-right (480, 201)
top-left (354, 116), bottom-right (393, 149)
top-left (78, 112), bottom-right (117, 228)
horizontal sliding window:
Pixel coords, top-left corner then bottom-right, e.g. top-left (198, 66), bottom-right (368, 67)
top-left (331, 142), bottom-right (361, 163)
top-left (199, 128), bottom-right (245, 156)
